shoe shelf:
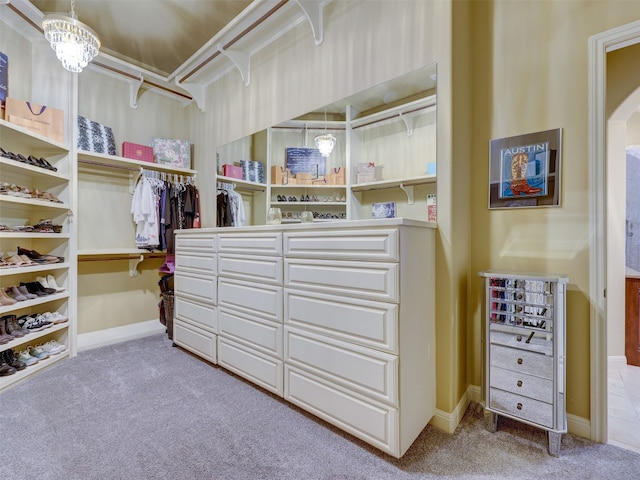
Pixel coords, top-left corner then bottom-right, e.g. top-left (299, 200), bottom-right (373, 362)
top-left (0, 232), bottom-right (70, 239)
top-left (0, 119), bottom-right (70, 154)
top-left (0, 157), bottom-right (70, 181)
top-left (0, 292), bottom-right (70, 316)
top-left (0, 194), bottom-right (71, 211)
top-left (0, 262), bottom-right (71, 278)
top-left (0, 348), bottom-right (70, 391)
top-left (0, 321), bottom-right (69, 355)
top-left (270, 184), bottom-right (347, 189)
top-left (77, 149), bottom-right (197, 176)
top-left (273, 201), bottom-right (346, 206)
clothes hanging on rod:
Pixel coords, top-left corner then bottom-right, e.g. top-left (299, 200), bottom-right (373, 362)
top-left (217, 182), bottom-right (245, 227)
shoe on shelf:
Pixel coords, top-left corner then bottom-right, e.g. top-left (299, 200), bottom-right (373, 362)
top-left (0, 289), bottom-right (18, 306)
top-left (5, 286), bottom-right (27, 302)
top-left (36, 276), bottom-right (64, 293)
top-left (41, 312), bottom-right (68, 324)
top-left (0, 359), bottom-right (17, 376)
top-left (4, 315), bottom-right (27, 338)
top-left (20, 282), bottom-right (49, 297)
top-left (0, 316), bottom-right (15, 343)
top-left (27, 345), bottom-right (49, 360)
top-left (39, 340), bottom-right (66, 356)
top-left (17, 285), bottom-right (37, 299)
top-left (3, 349), bottom-right (26, 371)
top-left (18, 314), bottom-right (51, 332)
top-left (17, 349), bottom-right (39, 367)
top-left (46, 275), bottom-right (65, 292)
top-left (17, 247), bottom-right (64, 264)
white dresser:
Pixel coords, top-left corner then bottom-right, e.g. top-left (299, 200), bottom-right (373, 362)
top-left (174, 219), bottom-right (436, 458)
top-left (479, 271), bottom-right (568, 457)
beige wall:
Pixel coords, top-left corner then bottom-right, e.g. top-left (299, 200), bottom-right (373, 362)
top-left (469, 1), bottom-right (640, 421)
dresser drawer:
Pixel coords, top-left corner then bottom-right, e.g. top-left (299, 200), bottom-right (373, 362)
top-left (218, 232), bottom-right (282, 256)
top-left (176, 251), bottom-right (216, 276)
top-left (285, 327), bottom-right (398, 405)
top-left (490, 329), bottom-right (553, 356)
top-left (490, 365), bottom-right (553, 403)
top-left (284, 365), bottom-right (399, 457)
top-left (490, 344), bottom-right (553, 379)
top-left (175, 297), bottom-right (217, 332)
top-left (175, 272), bottom-right (216, 305)
top-left (285, 259), bottom-right (398, 302)
top-left (285, 288), bottom-right (398, 353)
top-left (174, 319), bottom-right (217, 364)
top-left (284, 229), bottom-right (398, 261)
top-left (218, 278), bottom-right (282, 323)
top-left (175, 234), bottom-right (216, 252)
top-left (218, 336), bottom-right (283, 396)
top-left (219, 307), bottom-right (283, 358)
top-left (218, 253), bottom-right (283, 285)
top-left (489, 388), bottom-right (554, 429)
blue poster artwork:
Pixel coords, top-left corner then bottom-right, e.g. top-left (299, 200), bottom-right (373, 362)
top-left (499, 142), bottom-right (550, 198)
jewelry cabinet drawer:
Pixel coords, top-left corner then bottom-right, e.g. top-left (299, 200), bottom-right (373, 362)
top-left (218, 253), bottom-right (283, 285)
top-left (218, 232), bottom-right (282, 256)
top-left (285, 258), bottom-right (398, 302)
top-left (284, 288), bottom-right (398, 353)
top-left (490, 330), bottom-right (553, 356)
top-left (490, 344), bottom-right (553, 379)
top-left (283, 228), bottom-right (399, 261)
top-left (218, 306), bottom-right (283, 358)
top-left (489, 365), bottom-right (553, 403)
top-left (489, 387), bottom-right (554, 428)
top-left (284, 327), bottom-right (398, 405)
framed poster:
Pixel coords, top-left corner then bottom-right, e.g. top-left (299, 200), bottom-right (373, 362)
top-left (488, 128), bottom-right (562, 209)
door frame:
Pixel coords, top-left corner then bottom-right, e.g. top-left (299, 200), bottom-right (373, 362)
top-left (589, 19), bottom-right (640, 443)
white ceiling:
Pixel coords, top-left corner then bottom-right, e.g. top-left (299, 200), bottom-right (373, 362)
top-left (30, 0), bottom-right (254, 77)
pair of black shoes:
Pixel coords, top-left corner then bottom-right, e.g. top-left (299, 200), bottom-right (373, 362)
top-left (0, 349), bottom-right (26, 376)
top-left (0, 147), bottom-right (57, 171)
top-left (17, 246), bottom-right (64, 264)
top-left (20, 281), bottom-right (56, 296)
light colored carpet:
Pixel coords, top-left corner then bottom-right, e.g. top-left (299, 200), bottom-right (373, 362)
top-left (1, 333), bottom-right (638, 479)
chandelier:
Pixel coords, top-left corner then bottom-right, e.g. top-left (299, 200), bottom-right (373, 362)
top-left (314, 108), bottom-right (336, 157)
top-left (42, 0), bottom-right (100, 73)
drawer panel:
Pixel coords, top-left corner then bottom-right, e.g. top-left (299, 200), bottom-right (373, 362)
top-left (174, 320), bottom-right (217, 364)
top-left (285, 365), bottom-right (398, 457)
top-left (285, 288), bottom-right (398, 353)
top-left (175, 234), bottom-right (216, 252)
top-left (284, 229), bottom-right (398, 261)
top-left (489, 388), bottom-right (554, 429)
top-left (218, 336), bottom-right (283, 396)
top-left (490, 329), bottom-right (553, 356)
top-left (218, 253), bottom-right (283, 285)
top-left (175, 272), bottom-right (216, 305)
top-left (175, 297), bottom-right (217, 332)
top-left (285, 328), bottom-right (398, 405)
top-left (218, 278), bottom-right (282, 323)
top-left (176, 252), bottom-right (216, 276)
top-left (219, 307), bottom-right (283, 358)
top-left (490, 344), bottom-right (553, 380)
top-left (285, 259), bottom-right (398, 302)
top-left (490, 365), bottom-right (553, 403)
top-left (218, 232), bottom-right (282, 256)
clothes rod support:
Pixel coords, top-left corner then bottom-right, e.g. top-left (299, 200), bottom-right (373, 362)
top-left (129, 74), bottom-right (144, 109)
top-left (218, 43), bottom-right (250, 86)
top-left (398, 112), bottom-right (414, 136)
top-left (400, 183), bottom-right (414, 204)
top-left (295, 0), bottom-right (330, 45)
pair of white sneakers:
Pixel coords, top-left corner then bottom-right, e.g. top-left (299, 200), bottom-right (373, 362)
top-left (36, 275), bottom-right (64, 292)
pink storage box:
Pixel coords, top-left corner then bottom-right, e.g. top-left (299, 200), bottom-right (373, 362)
top-left (223, 164), bottom-right (243, 179)
top-left (122, 142), bottom-right (154, 162)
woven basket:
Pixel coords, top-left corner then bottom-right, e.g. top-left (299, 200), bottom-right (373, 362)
top-left (160, 291), bottom-right (174, 340)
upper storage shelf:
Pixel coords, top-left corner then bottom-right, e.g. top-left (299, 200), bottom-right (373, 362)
top-left (0, 118), bottom-right (70, 154)
top-left (77, 150), bottom-right (197, 176)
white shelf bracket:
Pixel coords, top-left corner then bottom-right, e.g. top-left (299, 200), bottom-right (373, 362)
top-left (398, 111), bottom-right (414, 136)
top-left (218, 43), bottom-right (250, 86)
top-left (295, 0), bottom-right (329, 46)
top-left (400, 183), bottom-right (414, 205)
top-left (129, 168), bottom-right (143, 194)
top-left (174, 80), bottom-right (206, 112)
top-left (129, 74), bottom-right (144, 109)
top-left (129, 254), bottom-right (144, 277)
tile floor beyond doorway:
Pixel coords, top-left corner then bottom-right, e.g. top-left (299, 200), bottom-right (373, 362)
top-left (608, 358), bottom-right (640, 454)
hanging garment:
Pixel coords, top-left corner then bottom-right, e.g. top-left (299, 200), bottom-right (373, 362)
top-left (131, 177), bottom-right (160, 248)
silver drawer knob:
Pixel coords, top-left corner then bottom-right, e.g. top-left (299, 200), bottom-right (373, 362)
top-left (517, 358), bottom-right (523, 365)
top-left (517, 402), bottom-right (523, 410)
top-left (517, 380), bottom-right (523, 387)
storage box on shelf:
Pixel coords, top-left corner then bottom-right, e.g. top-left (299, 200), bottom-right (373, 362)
top-left (0, 118), bottom-right (72, 391)
top-left (479, 270), bottom-right (568, 457)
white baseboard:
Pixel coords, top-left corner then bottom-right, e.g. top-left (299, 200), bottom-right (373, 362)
top-left (430, 384), bottom-right (481, 434)
top-left (77, 319), bottom-right (166, 351)
top-left (608, 355), bottom-right (627, 367)
top-left (429, 384), bottom-right (591, 439)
